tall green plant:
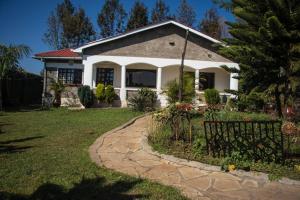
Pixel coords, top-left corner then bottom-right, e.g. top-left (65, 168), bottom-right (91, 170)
top-left (78, 85), bottom-right (94, 108)
top-left (104, 85), bottom-right (116, 104)
top-left (204, 88), bottom-right (220, 105)
top-left (95, 83), bottom-right (105, 102)
top-left (217, 0), bottom-right (300, 117)
top-left (50, 79), bottom-right (65, 107)
top-left (165, 73), bottom-right (195, 103)
top-left (0, 44), bottom-right (31, 110)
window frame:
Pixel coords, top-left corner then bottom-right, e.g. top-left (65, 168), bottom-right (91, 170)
top-left (126, 69), bottom-right (157, 88)
top-left (58, 68), bottom-right (83, 85)
top-left (96, 68), bottom-right (114, 86)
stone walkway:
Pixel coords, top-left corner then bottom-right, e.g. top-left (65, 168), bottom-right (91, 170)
top-left (89, 115), bottom-right (300, 200)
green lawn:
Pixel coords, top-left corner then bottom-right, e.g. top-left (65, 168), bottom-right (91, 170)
top-left (0, 108), bottom-right (187, 200)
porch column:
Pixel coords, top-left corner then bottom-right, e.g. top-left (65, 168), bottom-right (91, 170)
top-left (195, 69), bottom-right (199, 91)
top-left (230, 73), bottom-right (238, 91)
top-left (83, 61), bottom-right (93, 88)
top-left (120, 65), bottom-right (127, 107)
top-left (156, 67), bottom-right (162, 94)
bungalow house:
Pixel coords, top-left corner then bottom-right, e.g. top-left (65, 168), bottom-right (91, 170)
top-left (34, 20), bottom-right (239, 107)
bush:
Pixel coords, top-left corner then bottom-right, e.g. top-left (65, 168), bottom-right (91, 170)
top-left (95, 83), bottom-right (105, 102)
top-left (246, 91), bottom-right (265, 112)
top-left (165, 74), bottom-right (195, 103)
top-left (104, 85), bottom-right (116, 104)
top-left (224, 98), bottom-right (236, 111)
top-left (204, 89), bottom-right (220, 105)
top-left (128, 88), bottom-right (157, 112)
top-left (78, 85), bottom-right (94, 108)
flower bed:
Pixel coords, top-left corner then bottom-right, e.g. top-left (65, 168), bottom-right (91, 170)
top-left (149, 104), bottom-right (300, 181)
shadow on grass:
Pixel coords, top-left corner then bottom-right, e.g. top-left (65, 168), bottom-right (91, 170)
top-left (0, 136), bottom-right (44, 154)
top-left (0, 177), bottom-right (147, 200)
top-left (3, 105), bottom-right (44, 113)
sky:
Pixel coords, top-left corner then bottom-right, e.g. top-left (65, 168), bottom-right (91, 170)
top-left (0, 0), bottom-right (234, 75)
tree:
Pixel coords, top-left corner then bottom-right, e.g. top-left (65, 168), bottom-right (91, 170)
top-left (176, 0), bottom-right (196, 27)
top-left (199, 8), bottom-right (224, 40)
top-left (127, 0), bottom-right (148, 31)
top-left (43, 11), bottom-right (62, 50)
top-left (97, 0), bottom-right (127, 38)
top-left (0, 44), bottom-right (31, 109)
top-left (218, 0), bottom-right (300, 117)
top-left (43, 0), bottom-right (95, 49)
top-left (151, 0), bottom-right (170, 23)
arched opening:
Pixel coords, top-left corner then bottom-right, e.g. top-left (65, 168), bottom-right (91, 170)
top-left (125, 63), bottom-right (158, 89)
top-left (198, 67), bottom-right (230, 92)
top-left (161, 65), bottom-right (195, 89)
top-left (92, 61), bottom-right (121, 88)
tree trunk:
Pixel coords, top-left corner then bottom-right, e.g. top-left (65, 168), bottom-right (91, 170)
top-left (275, 84), bottom-right (282, 118)
top-left (0, 78), bottom-right (2, 111)
top-left (178, 29), bottom-right (189, 102)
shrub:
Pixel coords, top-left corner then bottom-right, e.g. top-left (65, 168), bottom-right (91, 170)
top-left (224, 97), bottom-right (236, 111)
top-left (165, 74), bottom-right (195, 103)
top-left (246, 91), bottom-right (265, 112)
top-left (95, 83), bottom-right (105, 102)
top-left (128, 88), bottom-right (157, 112)
top-left (104, 85), bottom-right (116, 104)
top-left (78, 85), bottom-right (94, 108)
top-left (204, 89), bottom-right (220, 105)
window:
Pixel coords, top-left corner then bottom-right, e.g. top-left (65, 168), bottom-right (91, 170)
top-left (58, 68), bottom-right (82, 85)
top-left (126, 69), bottom-right (156, 88)
top-left (96, 68), bottom-right (114, 86)
top-left (199, 72), bottom-right (215, 90)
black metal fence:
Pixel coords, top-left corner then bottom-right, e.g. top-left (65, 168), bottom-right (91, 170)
top-left (203, 120), bottom-right (284, 163)
top-left (2, 77), bottom-right (43, 107)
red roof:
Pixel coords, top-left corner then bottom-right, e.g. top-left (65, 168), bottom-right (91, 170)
top-left (34, 48), bottom-right (81, 58)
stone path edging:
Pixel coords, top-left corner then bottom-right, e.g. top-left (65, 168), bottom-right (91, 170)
top-left (141, 131), bottom-right (300, 186)
top-left (89, 115), bottom-right (300, 200)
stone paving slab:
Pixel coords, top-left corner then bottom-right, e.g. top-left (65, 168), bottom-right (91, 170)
top-left (89, 115), bottom-right (300, 200)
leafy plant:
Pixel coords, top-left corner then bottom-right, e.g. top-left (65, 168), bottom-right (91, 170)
top-left (221, 151), bottom-right (251, 171)
top-left (50, 79), bottom-right (65, 107)
top-left (78, 85), bottom-right (94, 108)
top-left (128, 88), bottom-right (157, 112)
top-left (204, 88), bottom-right (220, 105)
top-left (95, 83), bottom-right (105, 102)
top-left (165, 74), bottom-right (195, 103)
top-left (104, 85), bottom-right (115, 104)
top-left (245, 90), bottom-right (265, 112)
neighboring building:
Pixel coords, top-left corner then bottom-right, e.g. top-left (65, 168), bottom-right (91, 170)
top-left (34, 20), bottom-right (239, 107)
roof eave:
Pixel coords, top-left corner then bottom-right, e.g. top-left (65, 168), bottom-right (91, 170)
top-left (33, 56), bottom-right (82, 60)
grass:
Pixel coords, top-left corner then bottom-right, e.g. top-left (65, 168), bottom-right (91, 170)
top-left (0, 107), bottom-right (187, 200)
top-left (149, 111), bottom-right (300, 181)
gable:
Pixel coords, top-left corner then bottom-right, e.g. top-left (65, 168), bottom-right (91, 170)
top-left (83, 24), bottom-right (230, 62)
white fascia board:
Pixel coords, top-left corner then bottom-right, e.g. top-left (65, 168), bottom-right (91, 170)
top-left (73, 21), bottom-right (222, 53)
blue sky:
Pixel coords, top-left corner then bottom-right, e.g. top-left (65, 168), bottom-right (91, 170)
top-left (0, 0), bottom-right (234, 75)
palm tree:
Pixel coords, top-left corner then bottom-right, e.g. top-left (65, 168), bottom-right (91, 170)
top-left (0, 44), bottom-right (31, 110)
top-left (50, 79), bottom-right (65, 107)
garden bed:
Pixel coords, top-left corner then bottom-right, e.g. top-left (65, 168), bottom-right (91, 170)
top-left (149, 110), bottom-right (300, 181)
